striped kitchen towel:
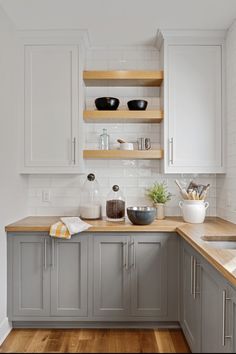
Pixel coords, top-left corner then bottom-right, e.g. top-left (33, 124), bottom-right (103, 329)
top-left (49, 221), bottom-right (71, 239)
top-left (50, 217), bottom-right (92, 239)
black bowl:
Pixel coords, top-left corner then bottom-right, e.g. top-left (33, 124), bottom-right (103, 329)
top-left (127, 99), bottom-right (148, 110)
top-left (95, 97), bottom-right (120, 110)
top-left (127, 206), bottom-right (156, 225)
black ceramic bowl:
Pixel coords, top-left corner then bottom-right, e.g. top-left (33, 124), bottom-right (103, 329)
top-left (127, 99), bottom-right (148, 110)
top-left (127, 206), bottom-right (156, 225)
top-left (95, 97), bottom-right (120, 110)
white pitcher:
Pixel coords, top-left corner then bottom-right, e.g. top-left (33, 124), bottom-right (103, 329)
top-left (179, 200), bottom-right (209, 224)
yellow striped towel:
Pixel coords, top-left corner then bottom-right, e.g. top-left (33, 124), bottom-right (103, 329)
top-left (49, 221), bottom-right (71, 239)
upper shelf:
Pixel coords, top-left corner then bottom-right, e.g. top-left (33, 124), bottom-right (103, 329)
top-left (83, 70), bottom-right (164, 87)
top-left (83, 110), bottom-right (163, 123)
top-left (83, 149), bottom-right (164, 160)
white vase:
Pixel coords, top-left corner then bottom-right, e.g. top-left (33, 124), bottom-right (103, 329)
top-left (154, 203), bottom-right (165, 220)
top-left (179, 200), bottom-right (209, 224)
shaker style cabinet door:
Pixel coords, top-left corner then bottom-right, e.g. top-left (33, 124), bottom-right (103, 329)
top-left (228, 286), bottom-right (236, 353)
top-left (50, 236), bottom-right (88, 317)
top-left (130, 234), bottom-right (168, 317)
top-left (93, 235), bottom-right (130, 317)
top-left (166, 44), bottom-right (223, 173)
top-left (24, 45), bottom-right (78, 168)
top-left (12, 235), bottom-right (50, 317)
top-left (200, 261), bottom-right (230, 353)
top-left (180, 242), bottom-right (201, 353)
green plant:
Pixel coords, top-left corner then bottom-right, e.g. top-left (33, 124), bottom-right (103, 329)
top-left (147, 181), bottom-right (172, 204)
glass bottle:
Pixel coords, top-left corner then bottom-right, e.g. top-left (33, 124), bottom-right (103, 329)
top-left (106, 185), bottom-right (125, 222)
top-left (99, 128), bottom-right (110, 150)
top-left (80, 173), bottom-right (102, 220)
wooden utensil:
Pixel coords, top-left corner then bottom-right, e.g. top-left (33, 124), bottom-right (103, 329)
top-left (175, 180), bottom-right (190, 200)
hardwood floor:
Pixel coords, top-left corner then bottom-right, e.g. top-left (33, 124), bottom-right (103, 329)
top-left (0, 329), bottom-right (190, 353)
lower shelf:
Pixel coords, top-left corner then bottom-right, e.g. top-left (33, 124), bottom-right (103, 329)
top-left (83, 149), bottom-right (164, 160)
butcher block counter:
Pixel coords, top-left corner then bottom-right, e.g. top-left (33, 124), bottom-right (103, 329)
top-left (5, 216), bottom-right (236, 286)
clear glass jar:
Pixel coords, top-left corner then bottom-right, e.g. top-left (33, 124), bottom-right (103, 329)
top-left (99, 128), bottom-right (110, 150)
top-left (106, 185), bottom-right (125, 222)
top-left (80, 173), bottom-right (101, 220)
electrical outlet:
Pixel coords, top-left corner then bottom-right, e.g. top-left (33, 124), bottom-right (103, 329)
top-left (42, 190), bottom-right (51, 203)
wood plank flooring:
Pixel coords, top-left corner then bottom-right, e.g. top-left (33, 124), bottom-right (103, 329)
top-left (0, 329), bottom-right (190, 353)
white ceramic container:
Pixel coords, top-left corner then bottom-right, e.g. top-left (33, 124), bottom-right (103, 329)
top-left (179, 200), bottom-right (209, 224)
top-left (119, 143), bottom-right (134, 150)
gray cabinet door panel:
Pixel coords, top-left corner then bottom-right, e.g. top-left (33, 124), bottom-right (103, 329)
top-left (51, 236), bottom-right (88, 316)
top-left (181, 242), bottom-right (201, 353)
top-left (93, 235), bottom-right (130, 317)
top-left (12, 235), bottom-right (50, 316)
top-left (229, 286), bottom-right (236, 353)
top-left (200, 262), bottom-right (230, 353)
top-left (131, 234), bottom-right (168, 317)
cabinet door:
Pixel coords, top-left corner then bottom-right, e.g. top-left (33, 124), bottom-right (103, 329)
top-left (24, 45), bottom-right (78, 167)
top-left (201, 262), bottom-right (230, 353)
top-left (181, 242), bottom-right (201, 353)
top-left (130, 234), bottom-right (168, 317)
top-left (51, 236), bottom-right (88, 317)
top-left (227, 286), bottom-right (236, 353)
top-left (12, 235), bottom-right (50, 316)
top-left (93, 235), bottom-right (130, 317)
top-left (167, 45), bottom-right (223, 173)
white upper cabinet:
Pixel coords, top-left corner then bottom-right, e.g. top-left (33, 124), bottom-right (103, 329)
top-left (25, 45), bottom-right (78, 167)
top-left (18, 31), bottom-right (86, 173)
top-left (160, 31), bottom-right (226, 174)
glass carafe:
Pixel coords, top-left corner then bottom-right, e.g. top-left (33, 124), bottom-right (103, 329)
top-left (80, 173), bottom-right (102, 220)
top-left (106, 185), bottom-right (125, 222)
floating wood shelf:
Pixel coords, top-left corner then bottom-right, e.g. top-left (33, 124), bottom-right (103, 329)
top-left (83, 110), bottom-right (163, 123)
top-left (83, 70), bottom-right (164, 87)
top-left (83, 149), bottom-right (164, 160)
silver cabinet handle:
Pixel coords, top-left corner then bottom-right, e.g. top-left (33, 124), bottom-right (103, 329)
top-left (72, 137), bottom-right (76, 165)
top-left (190, 256), bottom-right (194, 295)
top-left (51, 238), bottom-right (55, 269)
top-left (123, 242), bottom-right (126, 268)
top-left (193, 260), bottom-right (201, 299)
top-left (168, 137), bottom-right (174, 165)
top-left (125, 241), bottom-right (129, 271)
top-left (222, 290), bottom-right (232, 346)
top-left (44, 238), bottom-right (47, 270)
top-left (130, 241), bottom-right (136, 269)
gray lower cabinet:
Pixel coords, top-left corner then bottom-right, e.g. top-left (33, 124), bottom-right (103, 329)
top-left (180, 241), bottom-right (201, 353)
top-left (93, 235), bottom-right (130, 317)
top-left (93, 233), bottom-right (174, 319)
top-left (200, 261), bottom-right (230, 353)
top-left (9, 233), bottom-right (88, 319)
top-left (12, 234), bottom-right (50, 317)
top-left (130, 234), bottom-right (167, 317)
top-left (51, 236), bottom-right (88, 316)
top-left (8, 232), bottom-right (178, 322)
top-left (181, 240), bottom-right (233, 353)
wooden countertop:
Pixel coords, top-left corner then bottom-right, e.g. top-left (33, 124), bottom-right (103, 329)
top-left (5, 216), bottom-right (186, 233)
top-left (5, 216), bottom-right (236, 287)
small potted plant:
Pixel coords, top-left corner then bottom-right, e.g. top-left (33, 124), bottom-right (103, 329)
top-left (147, 181), bottom-right (172, 220)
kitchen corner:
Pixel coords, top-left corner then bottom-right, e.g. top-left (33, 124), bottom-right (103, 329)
top-left (1, 1), bottom-right (236, 353)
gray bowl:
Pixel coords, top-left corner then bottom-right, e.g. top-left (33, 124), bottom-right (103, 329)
top-left (127, 206), bottom-right (156, 225)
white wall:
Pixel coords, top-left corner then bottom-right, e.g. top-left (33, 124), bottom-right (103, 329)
top-left (0, 6), bottom-right (28, 344)
top-left (28, 46), bottom-right (217, 217)
top-left (217, 20), bottom-right (236, 223)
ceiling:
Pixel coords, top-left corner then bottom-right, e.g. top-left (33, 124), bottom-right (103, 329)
top-left (1, 0), bottom-right (236, 46)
